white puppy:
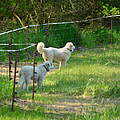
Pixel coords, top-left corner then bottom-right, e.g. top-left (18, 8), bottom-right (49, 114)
top-left (19, 61), bottom-right (53, 91)
top-left (37, 42), bottom-right (75, 69)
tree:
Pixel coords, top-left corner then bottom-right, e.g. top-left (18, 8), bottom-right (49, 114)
top-left (0, 0), bottom-right (119, 30)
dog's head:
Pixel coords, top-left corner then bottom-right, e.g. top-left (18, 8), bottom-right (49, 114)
top-left (65, 42), bottom-right (75, 52)
top-left (43, 61), bottom-right (54, 72)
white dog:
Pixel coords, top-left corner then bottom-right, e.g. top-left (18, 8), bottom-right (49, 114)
top-left (37, 42), bottom-right (75, 69)
top-left (19, 61), bottom-right (53, 91)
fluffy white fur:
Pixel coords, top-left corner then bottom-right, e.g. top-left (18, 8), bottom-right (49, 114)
top-left (19, 61), bottom-right (53, 91)
top-left (37, 42), bottom-right (75, 69)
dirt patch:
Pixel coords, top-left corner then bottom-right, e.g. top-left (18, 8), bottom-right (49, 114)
top-left (0, 62), bottom-right (33, 79)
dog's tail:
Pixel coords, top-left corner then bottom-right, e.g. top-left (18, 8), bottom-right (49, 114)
top-left (37, 42), bottom-right (45, 54)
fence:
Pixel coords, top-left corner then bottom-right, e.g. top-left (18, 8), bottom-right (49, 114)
top-left (0, 15), bottom-right (120, 117)
top-left (1, 15), bottom-right (120, 48)
top-left (0, 43), bottom-right (37, 110)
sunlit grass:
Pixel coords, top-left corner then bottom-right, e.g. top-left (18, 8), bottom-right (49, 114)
top-left (0, 46), bottom-right (120, 119)
top-left (35, 49), bottom-right (120, 98)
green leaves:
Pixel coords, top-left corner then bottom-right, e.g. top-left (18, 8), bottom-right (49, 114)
top-left (101, 4), bottom-right (120, 16)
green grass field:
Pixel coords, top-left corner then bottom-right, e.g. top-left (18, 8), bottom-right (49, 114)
top-left (0, 46), bottom-right (120, 120)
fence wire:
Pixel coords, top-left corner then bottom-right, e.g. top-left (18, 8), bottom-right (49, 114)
top-left (0, 15), bottom-right (120, 117)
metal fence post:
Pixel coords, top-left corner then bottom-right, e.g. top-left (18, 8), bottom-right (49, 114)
top-left (8, 50), bottom-right (12, 81)
top-left (8, 35), bottom-right (13, 81)
top-left (11, 51), bottom-right (18, 110)
top-left (110, 17), bottom-right (113, 43)
top-left (45, 24), bottom-right (49, 47)
top-left (32, 43), bottom-right (37, 100)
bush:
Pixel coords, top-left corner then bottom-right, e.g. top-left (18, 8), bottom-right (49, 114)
top-left (79, 26), bottom-right (120, 48)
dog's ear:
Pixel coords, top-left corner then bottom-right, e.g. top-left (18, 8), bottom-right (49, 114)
top-left (44, 61), bottom-right (54, 71)
top-left (70, 44), bottom-right (73, 48)
top-left (68, 43), bottom-right (73, 50)
top-left (45, 61), bottom-right (50, 67)
top-left (69, 43), bottom-right (75, 51)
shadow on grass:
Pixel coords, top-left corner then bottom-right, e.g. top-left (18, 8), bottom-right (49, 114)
top-left (1, 95), bottom-right (120, 120)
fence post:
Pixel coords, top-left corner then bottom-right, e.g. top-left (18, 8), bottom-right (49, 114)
top-left (8, 51), bottom-right (12, 81)
top-left (110, 17), bottom-right (113, 43)
top-left (25, 26), bottom-right (30, 59)
top-left (8, 35), bottom-right (13, 81)
top-left (32, 43), bottom-right (37, 100)
top-left (45, 24), bottom-right (49, 47)
top-left (11, 51), bottom-right (18, 110)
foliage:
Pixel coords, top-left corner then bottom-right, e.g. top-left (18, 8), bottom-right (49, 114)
top-left (78, 23), bottom-right (120, 48)
top-left (0, 76), bottom-right (12, 101)
top-left (101, 4), bottom-right (120, 15)
top-left (47, 24), bottom-right (78, 47)
top-left (1, 0), bottom-right (120, 31)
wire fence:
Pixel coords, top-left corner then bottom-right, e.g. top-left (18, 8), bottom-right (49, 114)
top-left (0, 15), bottom-right (120, 49)
top-left (0, 15), bottom-right (120, 114)
top-left (0, 43), bottom-right (38, 110)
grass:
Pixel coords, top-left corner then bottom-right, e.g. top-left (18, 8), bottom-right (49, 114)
top-left (0, 46), bottom-right (120, 119)
top-left (0, 76), bottom-right (12, 101)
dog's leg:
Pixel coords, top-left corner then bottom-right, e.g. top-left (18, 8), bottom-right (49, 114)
top-left (59, 62), bottom-right (62, 70)
top-left (19, 75), bottom-right (25, 89)
top-left (25, 77), bottom-right (30, 91)
top-left (43, 51), bottom-right (49, 61)
top-left (37, 78), bottom-right (44, 88)
top-left (59, 61), bottom-right (66, 70)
